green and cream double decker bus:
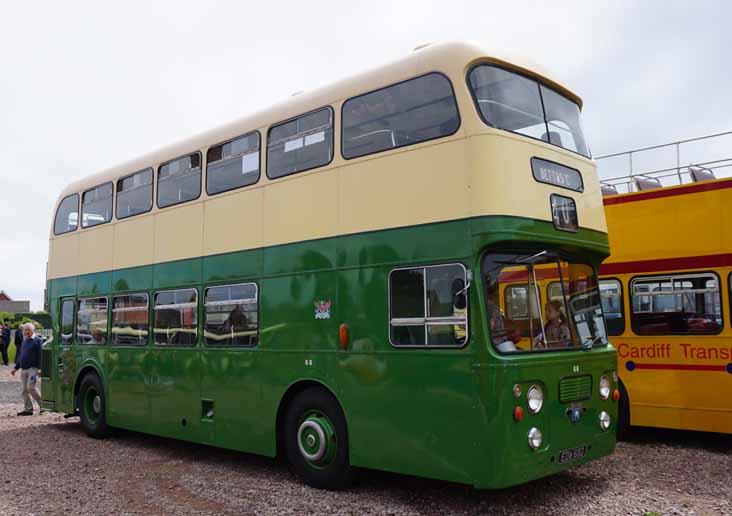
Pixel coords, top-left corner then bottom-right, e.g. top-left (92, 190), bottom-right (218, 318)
top-left (42, 42), bottom-right (617, 490)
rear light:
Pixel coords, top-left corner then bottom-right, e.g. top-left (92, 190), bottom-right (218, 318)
top-left (612, 389), bottom-right (620, 402)
top-left (514, 406), bottom-right (524, 422)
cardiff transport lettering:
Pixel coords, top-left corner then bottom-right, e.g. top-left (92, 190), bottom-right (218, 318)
top-left (616, 342), bottom-right (732, 361)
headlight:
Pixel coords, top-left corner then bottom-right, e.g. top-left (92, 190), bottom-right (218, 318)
top-left (599, 411), bottom-right (611, 431)
top-left (527, 385), bottom-right (544, 413)
top-left (527, 427), bottom-right (543, 449)
top-left (513, 384), bottom-right (522, 398)
top-left (599, 376), bottom-right (611, 400)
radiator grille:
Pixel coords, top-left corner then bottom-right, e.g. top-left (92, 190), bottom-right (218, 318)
top-left (559, 375), bottom-right (592, 403)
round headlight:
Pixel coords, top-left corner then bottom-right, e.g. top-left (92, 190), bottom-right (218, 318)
top-left (599, 376), bottom-right (611, 400)
top-left (527, 385), bottom-right (544, 413)
top-left (513, 384), bottom-right (522, 398)
top-left (527, 427), bottom-right (543, 450)
top-left (599, 411), bottom-right (611, 431)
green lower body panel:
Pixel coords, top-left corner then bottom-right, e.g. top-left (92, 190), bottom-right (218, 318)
top-left (44, 215), bottom-right (613, 488)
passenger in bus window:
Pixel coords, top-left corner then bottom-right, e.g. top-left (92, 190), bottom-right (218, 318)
top-left (90, 328), bottom-right (106, 345)
top-left (534, 300), bottom-right (571, 349)
top-left (487, 291), bottom-right (518, 353)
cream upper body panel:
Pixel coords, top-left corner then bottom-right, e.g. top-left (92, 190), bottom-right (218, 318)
top-left (48, 41), bottom-right (600, 280)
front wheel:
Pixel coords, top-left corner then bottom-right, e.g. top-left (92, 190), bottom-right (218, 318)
top-left (78, 373), bottom-right (109, 438)
top-left (284, 388), bottom-right (352, 490)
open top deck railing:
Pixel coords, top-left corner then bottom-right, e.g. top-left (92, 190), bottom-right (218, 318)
top-left (595, 130), bottom-right (732, 195)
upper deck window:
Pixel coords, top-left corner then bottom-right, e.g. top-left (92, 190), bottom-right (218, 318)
top-left (207, 132), bottom-right (260, 195)
top-left (54, 194), bottom-right (79, 235)
top-left (157, 152), bottom-right (202, 208)
top-left (468, 65), bottom-right (590, 158)
top-left (117, 168), bottom-right (153, 219)
top-left (342, 73), bottom-right (460, 159)
top-left (81, 183), bottom-right (113, 228)
top-left (267, 108), bottom-right (333, 179)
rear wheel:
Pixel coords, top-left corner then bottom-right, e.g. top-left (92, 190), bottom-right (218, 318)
top-left (616, 380), bottom-right (630, 440)
top-left (78, 373), bottom-right (109, 438)
top-left (284, 388), bottom-right (352, 490)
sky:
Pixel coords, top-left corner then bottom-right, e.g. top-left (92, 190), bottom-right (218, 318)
top-left (0, 1), bottom-right (730, 310)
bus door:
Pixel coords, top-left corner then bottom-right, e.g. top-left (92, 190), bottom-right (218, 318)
top-left (105, 293), bottom-right (151, 431)
top-left (56, 298), bottom-right (76, 411)
top-left (199, 282), bottom-right (261, 451)
top-left (146, 289), bottom-right (203, 440)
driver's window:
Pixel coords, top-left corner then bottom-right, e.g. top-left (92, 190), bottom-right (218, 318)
top-left (389, 263), bottom-right (468, 347)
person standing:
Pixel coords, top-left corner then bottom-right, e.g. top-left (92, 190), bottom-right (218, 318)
top-left (0, 324), bottom-right (9, 366)
top-left (14, 325), bottom-right (23, 363)
top-left (10, 323), bottom-right (43, 416)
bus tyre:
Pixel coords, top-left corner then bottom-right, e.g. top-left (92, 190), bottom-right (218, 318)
top-left (78, 373), bottom-right (109, 438)
top-left (284, 388), bottom-right (352, 490)
top-left (616, 380), bottom-right (630, 441)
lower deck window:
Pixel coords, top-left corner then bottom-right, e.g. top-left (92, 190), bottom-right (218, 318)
top-left (599, 279), bottom-right (625, 335)
top-left (204, 283), bottom-right (258, 346)
top-left (483, 252), bottom-right (608, 353)
top-left (112, 293), bottom-right (149, 345)
top-left (77, 297), bottom-right (108, 345)
top-left (153, 289), bottom-right (198, 346)
top-left (631, 273), bottom-right (722, 335)
top-left (389, 263), bottom-right (468, 347)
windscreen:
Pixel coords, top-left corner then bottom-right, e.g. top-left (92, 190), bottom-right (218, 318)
top-left (483, 251), bottom-right (607, 353)
top-left (468, 64), bottom-right (590, 158)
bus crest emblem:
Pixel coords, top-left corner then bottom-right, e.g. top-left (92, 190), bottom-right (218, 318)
top-left (314, 300), bottom-right (332, 319)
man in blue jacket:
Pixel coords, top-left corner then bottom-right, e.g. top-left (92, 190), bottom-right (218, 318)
top-left (0, 324), bottom-right (9, 366)
top-left (10, 323), bottom-right (43, 416)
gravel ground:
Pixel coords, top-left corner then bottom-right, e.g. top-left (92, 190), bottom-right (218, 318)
top-left (0, 365), bottom-right (730, 516)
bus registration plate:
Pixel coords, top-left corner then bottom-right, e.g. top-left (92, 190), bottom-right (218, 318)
top-left (558, 445), bottom-right (587, 464)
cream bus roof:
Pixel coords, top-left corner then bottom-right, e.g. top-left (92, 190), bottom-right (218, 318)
top-left (56, 41), bottom-right (581, 201)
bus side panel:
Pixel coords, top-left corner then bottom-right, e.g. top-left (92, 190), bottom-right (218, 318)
top-left (336, 265), bottom-right (482, 485)
top-left (609, 273), bottom-right (732, 434)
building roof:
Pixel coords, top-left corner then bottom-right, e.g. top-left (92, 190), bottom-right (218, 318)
top-left (0, 291), bottom-right (11, 301)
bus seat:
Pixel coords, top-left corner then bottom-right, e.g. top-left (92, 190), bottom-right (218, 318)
top-left (634, 176), bottom-right (662, 191)
top-left (601, 184), bottom-right (618, 196)
top-left (542, 131), bottom-right (563, 147)
top-left (690, 167), bottom-right (715, 183)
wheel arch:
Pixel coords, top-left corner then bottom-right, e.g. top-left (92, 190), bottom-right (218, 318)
top-left (275, 379), bottom-right (344, 457)
top-left (73, 360), bottom-right (106, 410)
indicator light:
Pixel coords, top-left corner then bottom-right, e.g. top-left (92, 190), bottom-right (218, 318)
top-left (514, 406), bottom-right (524, 422)
top-left (339, 323), bottom-right (349, 350)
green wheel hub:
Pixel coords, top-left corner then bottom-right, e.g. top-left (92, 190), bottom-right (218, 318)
top-left (297, 412), bottom-right (337, 468)
top-left (83, 387), bottom-right (101, 425)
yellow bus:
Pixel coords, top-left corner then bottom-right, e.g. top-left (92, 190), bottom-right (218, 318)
top-left (599, 166), bottom-right (732, 435)
top-left (43, 42), bottom-right (617, 490)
